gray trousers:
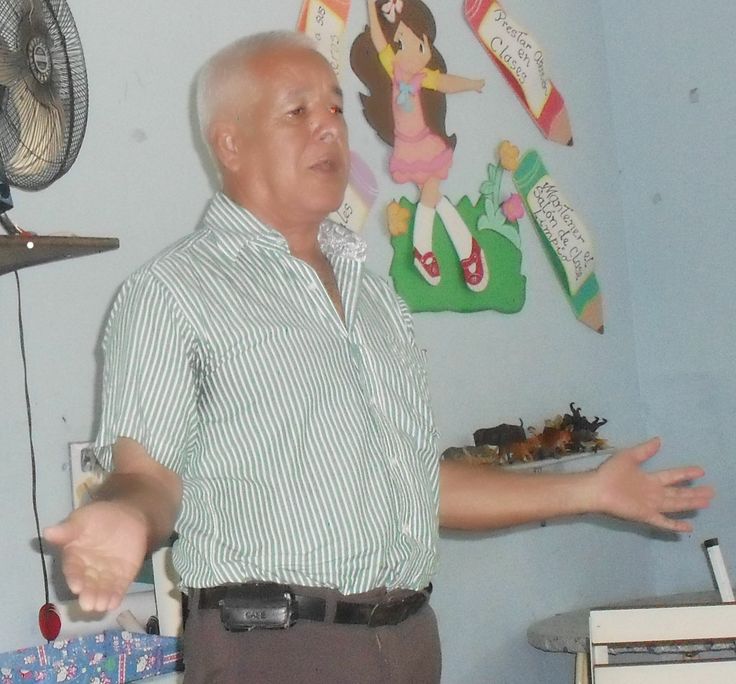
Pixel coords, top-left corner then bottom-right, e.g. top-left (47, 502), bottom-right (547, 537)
top-left (183, 586), bottom-right (442, 683)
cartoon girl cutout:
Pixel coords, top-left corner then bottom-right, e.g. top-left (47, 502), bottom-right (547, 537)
top-left (351, 0), bottom-right (488, 291)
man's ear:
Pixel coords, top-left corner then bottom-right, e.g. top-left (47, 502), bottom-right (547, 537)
top-left (210, 122), bottom-right (241, 172)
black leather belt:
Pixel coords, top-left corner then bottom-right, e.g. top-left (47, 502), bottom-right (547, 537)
top-left (198, 582), bottom-right (431, 630)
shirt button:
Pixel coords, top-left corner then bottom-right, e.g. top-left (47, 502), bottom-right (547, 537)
top-left (402, 524), bottom-right (412, 535)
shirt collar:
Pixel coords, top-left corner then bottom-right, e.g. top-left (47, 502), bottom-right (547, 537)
top-left (204, 192), bottom-right (367, 263)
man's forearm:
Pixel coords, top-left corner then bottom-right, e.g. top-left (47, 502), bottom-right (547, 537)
top-left (92, 471), bottom-right (180, 551)
top-left (438, 439), bottom-right (713, 533)
top-left (94, 436), bottom-right (183, 551)
top-left (439, 459), bottom-right (599, 530)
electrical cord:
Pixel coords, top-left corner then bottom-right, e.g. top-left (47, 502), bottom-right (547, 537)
top-left (14, 271), bottom-right (51, 608)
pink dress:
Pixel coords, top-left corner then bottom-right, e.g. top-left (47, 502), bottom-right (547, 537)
top-left (379, 46), bottom-right (454, 186)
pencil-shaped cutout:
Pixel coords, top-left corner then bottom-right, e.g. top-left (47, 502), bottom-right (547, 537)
top-left (704, 538), bottom-right (735, 602)
top-left (298, 0), bottom-right (378, 233)
top-left (329, 150), bottom-right (378, 232)
top-left (512, 149), bottom-right (603, 333)
top-left (297, 0), bottom-right (352, 78)
top-left (464, 0), bottom-right (572, 146)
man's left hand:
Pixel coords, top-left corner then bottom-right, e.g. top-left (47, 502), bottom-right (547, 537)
top-left (594, 437), bottom-right (714, 532)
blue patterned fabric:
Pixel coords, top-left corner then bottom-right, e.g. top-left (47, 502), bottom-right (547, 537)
top-left (0, 630), bottom-right (182, 683)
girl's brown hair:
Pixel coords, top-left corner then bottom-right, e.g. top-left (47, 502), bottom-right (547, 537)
top-left (350, 0), bottom-right (457, 151)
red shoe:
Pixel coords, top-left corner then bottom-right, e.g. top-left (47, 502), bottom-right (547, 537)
top-left (460, 239), bottom-right (489, 292)
top-left (414, 248), bottom-right (441, 286)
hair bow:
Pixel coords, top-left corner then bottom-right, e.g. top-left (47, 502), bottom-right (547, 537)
top-left (396, 80), bottom-right (416, 112)
top-left (380, 0), bottom-right (403, 23)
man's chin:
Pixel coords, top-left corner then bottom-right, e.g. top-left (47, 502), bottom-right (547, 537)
top-left (297, 177), bottom-right (348, 217)
top-left (316, 188), bottom-right (349, 216)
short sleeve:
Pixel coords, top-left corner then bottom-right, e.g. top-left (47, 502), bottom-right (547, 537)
top-left (421, 68), bottom-right (440, 91)
top-left (93, 270), bottom-right (199, 475)
top-left (378, 43), bottom-right (395, 78)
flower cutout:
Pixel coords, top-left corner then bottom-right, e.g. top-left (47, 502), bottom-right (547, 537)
top-left (501, 193), bottom-right (525, 222)
top-left (380, 0), bottom-right (403, 23)
top-left (387, 201), bottom-right (410, 236)
top-left (498, 140), bottom-right (520, 172)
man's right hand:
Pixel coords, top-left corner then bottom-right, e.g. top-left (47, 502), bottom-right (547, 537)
top-left (45, 438), bottom-right (182, 613)
top-left (44, 499), bottom-right (148, 613)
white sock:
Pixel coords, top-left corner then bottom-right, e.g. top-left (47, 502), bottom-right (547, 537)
top-left (413, 202), bottom-right (436, 255)
top-left (436, 196), bottom-right (472, 258)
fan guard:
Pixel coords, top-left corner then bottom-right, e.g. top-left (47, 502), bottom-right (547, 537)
top-left (0, 0), bottom-right (88, 190)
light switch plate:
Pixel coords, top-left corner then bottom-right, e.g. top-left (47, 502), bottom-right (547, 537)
top-left (68, 440), bottom-right (104, 509)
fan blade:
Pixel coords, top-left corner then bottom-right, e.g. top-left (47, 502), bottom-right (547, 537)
top-left (5, 80), bottom-right (63, 180)
top-left (0, 0), bottom-right (88, 188)
top-left (0, 43), bottom-right (21, 86)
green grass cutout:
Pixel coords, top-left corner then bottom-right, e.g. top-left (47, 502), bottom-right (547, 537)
top-left (389, 195), bottom-right (527, 313)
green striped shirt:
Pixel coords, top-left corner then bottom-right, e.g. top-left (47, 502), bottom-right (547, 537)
top-left (94, 193), bottom-right (439, 593)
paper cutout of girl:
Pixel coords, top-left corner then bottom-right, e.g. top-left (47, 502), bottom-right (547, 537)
top-left (351, 0), bottom-right (488, 291)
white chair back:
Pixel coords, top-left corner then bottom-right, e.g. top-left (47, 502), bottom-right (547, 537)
top-left (589, 603), bottom-right (736, 683)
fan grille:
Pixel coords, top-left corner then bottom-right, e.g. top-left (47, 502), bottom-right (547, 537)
top-left (0, 0), bottom-right (88, 190)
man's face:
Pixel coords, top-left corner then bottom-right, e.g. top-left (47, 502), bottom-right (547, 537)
top-left (229, 46), bottom-right (350, 230)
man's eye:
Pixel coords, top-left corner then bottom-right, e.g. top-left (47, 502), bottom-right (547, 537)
top-left (330, 104), bottom-right (344, 115)
top-left (289, 106), bottom-right (305, 116)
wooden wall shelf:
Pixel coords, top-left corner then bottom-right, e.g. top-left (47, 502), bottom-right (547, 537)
top-left (0, 235), bottom-right (119, 276)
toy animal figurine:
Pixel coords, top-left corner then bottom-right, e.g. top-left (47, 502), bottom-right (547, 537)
top-left (456, 403), bottom-right (609, 470)
top-left (539, 426), bottom-right (573, 456)
top-left (562, 403), bottom-right (608, 451)
top-left (473, 420), bottom-right (526, 447)
top-left (441, 444), bottom-right (506, 465)
top-left (504, 434), bottom-right (541, 463)
top-left (562, 402), bottom-right (608, 434)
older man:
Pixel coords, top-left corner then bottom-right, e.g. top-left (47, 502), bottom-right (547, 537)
top-left (45, 31), bottom-right (712, 683)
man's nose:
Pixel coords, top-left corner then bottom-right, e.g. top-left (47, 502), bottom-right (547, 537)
top-left (319, 126), bottom-right (336, 142)
top-left (314, 109), bottom-right (339, 142)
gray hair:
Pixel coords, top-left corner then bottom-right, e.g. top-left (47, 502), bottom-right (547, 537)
top-left (195, 31), bottom-right (318, 148)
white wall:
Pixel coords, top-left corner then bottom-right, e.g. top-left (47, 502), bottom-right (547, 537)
top-left (601, 0), bottom-right (736, 595)
top-left (1, 2), bottom-right (722, 682)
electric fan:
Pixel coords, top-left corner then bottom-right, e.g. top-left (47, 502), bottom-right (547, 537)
top-left (0, 0), bottom-right (117, 275)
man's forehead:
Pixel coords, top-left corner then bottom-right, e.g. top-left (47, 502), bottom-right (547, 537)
top-left (250, 48), bottom-right (340, 90)
top-left (279, 83), bottom-right (344, 100)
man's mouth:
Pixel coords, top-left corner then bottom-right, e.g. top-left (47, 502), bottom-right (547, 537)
top-left (310, 157), bottom-right (339, 173)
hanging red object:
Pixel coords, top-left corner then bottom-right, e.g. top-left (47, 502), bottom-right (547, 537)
top-left (39, 602), bottom-right (61, 641)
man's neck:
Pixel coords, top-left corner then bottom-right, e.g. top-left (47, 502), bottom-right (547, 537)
top-left (248, 206), bottom-right (344, 322)
top-left (280, 224), bottom-right (322, 261)
top-left (224, 187), bottom-right (324, 258)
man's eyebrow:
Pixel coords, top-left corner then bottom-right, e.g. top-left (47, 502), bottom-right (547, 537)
top-left (279, 85), bottom-right (344, 103)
